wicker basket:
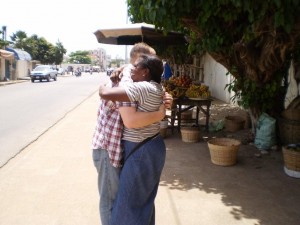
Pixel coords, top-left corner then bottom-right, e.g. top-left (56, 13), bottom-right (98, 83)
top-left (282, 109), bottom-right (300, 121)
top-left (160, 128), bottom-right (167, 138)
top-left (282, 146), bottom-right (300, 172)
top-left (159, 120), bottom-right (169, 138)
top-left (207, 138), bottom-right (241, 166)
top-left (181, 127), bottom-right (200, 143)
top-left (225, 116), bottom-right (245, 132)
top-left (278, 117), bottom-right (300, 144)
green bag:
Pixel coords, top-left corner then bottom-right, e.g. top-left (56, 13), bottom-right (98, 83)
top-left (254, 113), bottom-right (276, 150)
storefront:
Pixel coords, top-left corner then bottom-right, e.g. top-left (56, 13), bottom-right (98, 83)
top-left (5, 47), bottom-right (32, 80)
top-left (0, 49), bottom-right (14, 81)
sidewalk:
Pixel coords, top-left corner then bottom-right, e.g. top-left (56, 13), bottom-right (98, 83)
top-left (0, 78), bottom-right (29, 86)
top-left (0, 73), bottom-right (75, 86)
top-left (0, 92), bottom-right (299, 225)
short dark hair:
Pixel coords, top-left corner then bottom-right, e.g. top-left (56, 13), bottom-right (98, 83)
top-left (137, 54), bottom-right (163, 83)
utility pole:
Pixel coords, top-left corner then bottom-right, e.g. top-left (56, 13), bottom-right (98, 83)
top-left (2, 26), bottom-right (7, 42)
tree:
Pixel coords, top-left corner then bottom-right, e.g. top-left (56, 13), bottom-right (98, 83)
top-left (0, 31), bottom-right (10, 48)
top-left (68, 51), bottom-right (92, 64)
top-left (9, 30), bottom-right (66, 65)
top-left (10, 30), bottom-right (28, 49)
top-left (53, 41), bottom-right (67, 66)
top-left (127, 0), bottom-right (300, 126)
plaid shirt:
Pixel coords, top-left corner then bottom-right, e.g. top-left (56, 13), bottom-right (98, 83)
top-left (91, 98), bottom-right (124, 167)
top-left (91, 76), bottom-right (135, 168)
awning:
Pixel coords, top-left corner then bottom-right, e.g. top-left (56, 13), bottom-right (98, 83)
top-left (94, 23), bottom-right (187, 46)
top-left (0, 49), bottom-right (14, 60)
top-left (5, 47), bottom-right (32, 61)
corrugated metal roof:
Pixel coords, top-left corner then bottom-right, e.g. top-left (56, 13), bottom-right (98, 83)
top-left (5, 47), bottom-right (32, 61)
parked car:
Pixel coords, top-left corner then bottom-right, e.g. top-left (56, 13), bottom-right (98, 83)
top-left (30, 65), bottom-right (58, 82)
top-left (57, 68), bottom-right (65, 75)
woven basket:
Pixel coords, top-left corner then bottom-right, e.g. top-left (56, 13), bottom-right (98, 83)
top-left (282, 146), bottom-right (300, 172)
top-left (282, 109), bottom-right (300, 121)
top-left (278, 117), bottom-right (300, 144)
top-left (159, 120), bottom-right (169, 138)
top-left (181, 127), bottom-right (200, 143)
top-left (225, 116), bottom-right (245, 132)
top-left (207, 138), bottom-right (241, 166)
top-left (160, 128), bottom-right (167, 138)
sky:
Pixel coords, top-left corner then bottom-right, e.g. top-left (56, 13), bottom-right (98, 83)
top-left (1, 0), bottom-right (131, 59)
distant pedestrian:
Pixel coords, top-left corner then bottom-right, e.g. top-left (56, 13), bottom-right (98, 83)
top-left (162, 59), bottom-right (172, 80)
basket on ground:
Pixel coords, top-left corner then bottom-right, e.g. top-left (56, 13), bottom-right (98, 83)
top-left (160, 120), bottom-right (168, 138)
top-left (181, 127), bottom-right (200, 143)
top-left (282, 146), bottom-right (300, 172)
top-left (225, 116), bottom-right (245, 132)
top-left (282, 145), bottom-right (300, 178)
top-left (278, 117), bottom-right (300, 144)
top-left (207, 138), bottom-right (241, 166)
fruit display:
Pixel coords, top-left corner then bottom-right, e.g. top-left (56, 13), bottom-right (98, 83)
top-left (163, 75), bottom-right (211, 99)
top-left (168, 75), bottom-right (193, 88)
top-left (185, 84), bottom-right (211, 99)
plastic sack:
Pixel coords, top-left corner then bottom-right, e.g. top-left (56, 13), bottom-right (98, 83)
top-left (254, 113), bottom-right (276, 150)
top-left (209, 119), bottom-right (225, 132)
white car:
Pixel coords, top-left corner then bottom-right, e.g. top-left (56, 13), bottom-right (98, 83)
top-left (30, 65), bottom-right (58, 82)
top-left (57, 68), bottom-right (65, 75)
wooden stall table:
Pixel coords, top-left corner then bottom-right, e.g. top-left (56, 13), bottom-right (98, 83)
top-left (170, 98), bottom-right (212, 132)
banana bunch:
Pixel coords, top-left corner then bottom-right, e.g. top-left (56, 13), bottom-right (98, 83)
top-left (169, 87), bottom-right (186, 98)
top-left (185, 84), bottom-right (211, 98)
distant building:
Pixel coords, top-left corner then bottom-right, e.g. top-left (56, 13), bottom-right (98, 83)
top-left (0, 47), bottom-right (33, 80)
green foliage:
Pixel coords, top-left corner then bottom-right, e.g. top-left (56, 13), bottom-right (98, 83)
top-left (53, 41), bottom-right (67, 65)
top-left (225, 73), bottom-right (285, 112)
top-left (0, 31), bottom-right (10, 48)
top-left (9, 30), bottom-right (66, 65)
top-left (127, 0), bottom-right (300, 116)
top-left (129, 0), bottom-right (300, 52)
top-left (10, 31), bottom-right (27, 49)
top-left (68, 51), bottom-right (92, 64)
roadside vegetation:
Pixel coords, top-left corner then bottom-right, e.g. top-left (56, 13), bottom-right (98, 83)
top-left (127, 0), bottom-right (300, 127)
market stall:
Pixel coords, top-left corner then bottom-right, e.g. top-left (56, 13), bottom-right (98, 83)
top-left (163, 75), bottom-right (212, 132)
top-left (170, 98), bottom-right (212, 132)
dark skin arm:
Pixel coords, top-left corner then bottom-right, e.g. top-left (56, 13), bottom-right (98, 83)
top-left (99, 84), bottom-right (166, 128)
top-left (99, 85), bottom-right (130, 102)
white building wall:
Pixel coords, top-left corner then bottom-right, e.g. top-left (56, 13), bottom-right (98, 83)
top-left (201, 53), bottom-right (233, 103)
top-left (16, 60), bottom-right (31, 78)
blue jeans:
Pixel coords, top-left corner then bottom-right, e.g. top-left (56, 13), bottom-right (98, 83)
top-left (93, 149), bottom-right (120, 225)
top-left (111, 135), bottom-right (166, 225)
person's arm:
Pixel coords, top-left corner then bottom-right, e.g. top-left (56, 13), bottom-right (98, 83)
top-left (163, 92), bottom-right (173, 109)
top-left (119, 104), bottom-right (166, 128)
top-left (99, 84), bottom-right (130, 102)
top-left (99, 84), bottom-right (172, 128)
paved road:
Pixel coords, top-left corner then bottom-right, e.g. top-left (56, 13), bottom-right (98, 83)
top-left (0, 73), bottom-right (109, 167)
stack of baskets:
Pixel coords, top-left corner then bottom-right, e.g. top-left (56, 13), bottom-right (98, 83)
top-left (279, 109), bottom-right (300, 144)
top-left (180, 110), bottom-right (193, 125)
top-left (225, 116), bottom-right (245, 132)
top-left (207, 138), bottom-right (241, 166)
top-left (181, 127), bottom-right (200, 143)
top-left (282, 144), bottom-right (300, 178)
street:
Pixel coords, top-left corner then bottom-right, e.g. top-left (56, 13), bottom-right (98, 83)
top-left (0, 73), bottom-right (109, 167)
